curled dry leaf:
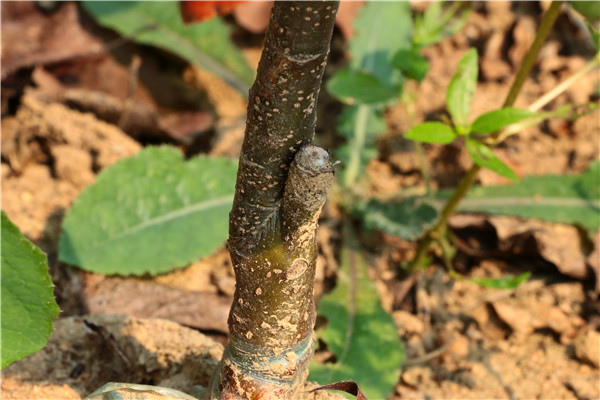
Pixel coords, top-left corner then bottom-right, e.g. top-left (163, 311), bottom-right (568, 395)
top-left (1, 2), bottom-right (104, 80)
top-left (488, 216), bottom-right (589, 280)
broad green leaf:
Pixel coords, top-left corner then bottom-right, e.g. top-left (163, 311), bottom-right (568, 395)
top-left (337, 106), bottom-right (386, 187)
top-left (1, 211), bottom-right (60, 369)
top-left (405, 122), bottom-right (457, 144)
top-left (349, 2), bottom-right (412, 89)
top-left (392, 49), bottom-right (430, 82)
top-left (572, 1), bottom-right (600, 22)
top-left (327, 68), bottom-right (398, 105)
top-left (466, 138), bottom-right (518, 181)
top-left (82, 1), bottom-right (253, 94)
top-left (357, 198), bottom-right (438, 240)
top-left (442, 161), bottom-right (600, 235)
top-left (310, 240), bottom-right (404, 400)
top-left (447, 48), bottom-right (478, 130)
top-left (471, 108), bottom-right (535, 134)
top-left (59, 146), bottom-right (237, 275)
top-left (468, 272), bottom-right (531, 289)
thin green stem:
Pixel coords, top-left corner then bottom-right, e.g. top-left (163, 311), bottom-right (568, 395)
top-left (529, 51), bottom-right (600, 112)
top-left (344, 105), bottom-right (370, 188)
top-left (408, 165), bottom-right (480, 271)
top-left (502, 1), bottom-right (564, 108)
top-left (408, 1), bottom-right (564, 272)
top-left (415, 141), bottom-right (432, 195)
top-left (403, 87), bottom-right (432, 195)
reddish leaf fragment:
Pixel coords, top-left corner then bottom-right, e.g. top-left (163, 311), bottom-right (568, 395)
top-left (179, 1), bottom-right (245, 24)
top-left (308, 381), bottom-right (369, 400)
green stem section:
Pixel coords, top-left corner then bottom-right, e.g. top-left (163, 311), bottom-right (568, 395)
top-left (529, 51), bottom-right (600, 112)
top-left (408, 1), bottom-right (564, 272)
top-left (502, 1), bottom-right (564, 108)
top-left (344, 105), bottom-right (370, 188)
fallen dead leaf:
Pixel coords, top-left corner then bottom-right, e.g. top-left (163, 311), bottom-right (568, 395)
top-left (1, 2), bottom-right (104, 80)
top-left (489, 216), bottom-right (589, 280)
top-left (85, 277), bottom-right (232, 333)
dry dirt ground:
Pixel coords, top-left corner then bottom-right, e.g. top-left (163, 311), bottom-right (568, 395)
top-left (1, 2), bottom-right (599, 399)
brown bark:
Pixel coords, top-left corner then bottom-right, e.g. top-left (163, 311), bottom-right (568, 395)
top-left (208, 2), bottom-right (339, 399)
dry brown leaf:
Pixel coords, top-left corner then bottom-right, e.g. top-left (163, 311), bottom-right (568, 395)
top-left (85, 277), bottom-right (232, 333)
top-left (1, 2), bottom-right (104, 80)
top-left (488, 216), bottom-right (588, 280)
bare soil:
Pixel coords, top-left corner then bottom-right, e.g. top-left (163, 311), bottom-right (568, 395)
top-left (1, 2), bottom-right (598, 399)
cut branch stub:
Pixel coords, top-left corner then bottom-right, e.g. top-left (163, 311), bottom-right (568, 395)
top-left (228, 1), bottom-right (338, 350)
top-left (229, 1), bottom-right (339, 257)
top-left (228, 145), bottom-right (334, 349)
top-left (212, 2), bottom-right (339, 399)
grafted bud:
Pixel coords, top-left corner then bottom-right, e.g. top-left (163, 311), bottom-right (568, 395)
top-left (281, 145), bottom-right (334, 248)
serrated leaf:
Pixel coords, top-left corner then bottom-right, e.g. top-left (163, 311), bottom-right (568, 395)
top-left (392, 49), bottom-right (429, 82)
top-left (310, 239), bottom-right (404, 400)
top-left (349, 2), bottom-right (412, 89)
top-left (447, 48), bottom-right (478, 130)
top-left (357, 198), bottom-right (438, 240)
top-left (327, 68), bottom-right (398, 105)
top-left (82, 1), bottom-right (253, 94)
top-left (442, 161), bottom-right (600, 235)
top-left (466, 138), bottom-right (518, 181)
top-left (337, 106), bottom-right (386, 187)
top-left (405, 122), bottom-right (457, 144)
top-left (471, 108), bottom-right (535, 134)
top-left (469, 272), bottom-right (531, 289)
top-left (1, 211), bottom-right (60, 369)
top-left (59, 146), bottom-right (237, 275)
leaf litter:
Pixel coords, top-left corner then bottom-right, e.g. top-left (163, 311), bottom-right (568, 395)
top-left (1, 2), bottom-right (599, 400)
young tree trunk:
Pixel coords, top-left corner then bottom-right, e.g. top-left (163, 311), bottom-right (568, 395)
top-left (208, 2), bottom-right (339, 399)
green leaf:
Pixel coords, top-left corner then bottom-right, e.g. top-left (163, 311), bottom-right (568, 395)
top-left (82, 1), bottom-right (254, 94)
top-left (414, 2), bottom-right (470, 49)
top-left (327, 68), bottom-right (398, 105)
top-left (572, 1), bottom-right (600, 22)
top-left (468, 272), bottom-right (531, 289)
top-left (1, 211), bottom-right (60, 369)
top-left (471, 108), bottom-right (535, 134)
top-left (337, 105), bottom-right (386, 187)
top-left (356, 198), bottom-right (438, 240)
top-left (447, 48), bottom-right (478, 130)
top-left (349, 2), bottom-right (412, 89)
top-left (59, 146), bottom-right (237, 275)
top-left (465, 138), bottom-right (518, 181)
top-left (405, 122), bottom-right (457, 144)
top-left (441, 161), bottom-right (600, 235)
top-left (392, 49), bottom-right (430, 82)
top-left (310, 239), bottom-right (404, 400)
